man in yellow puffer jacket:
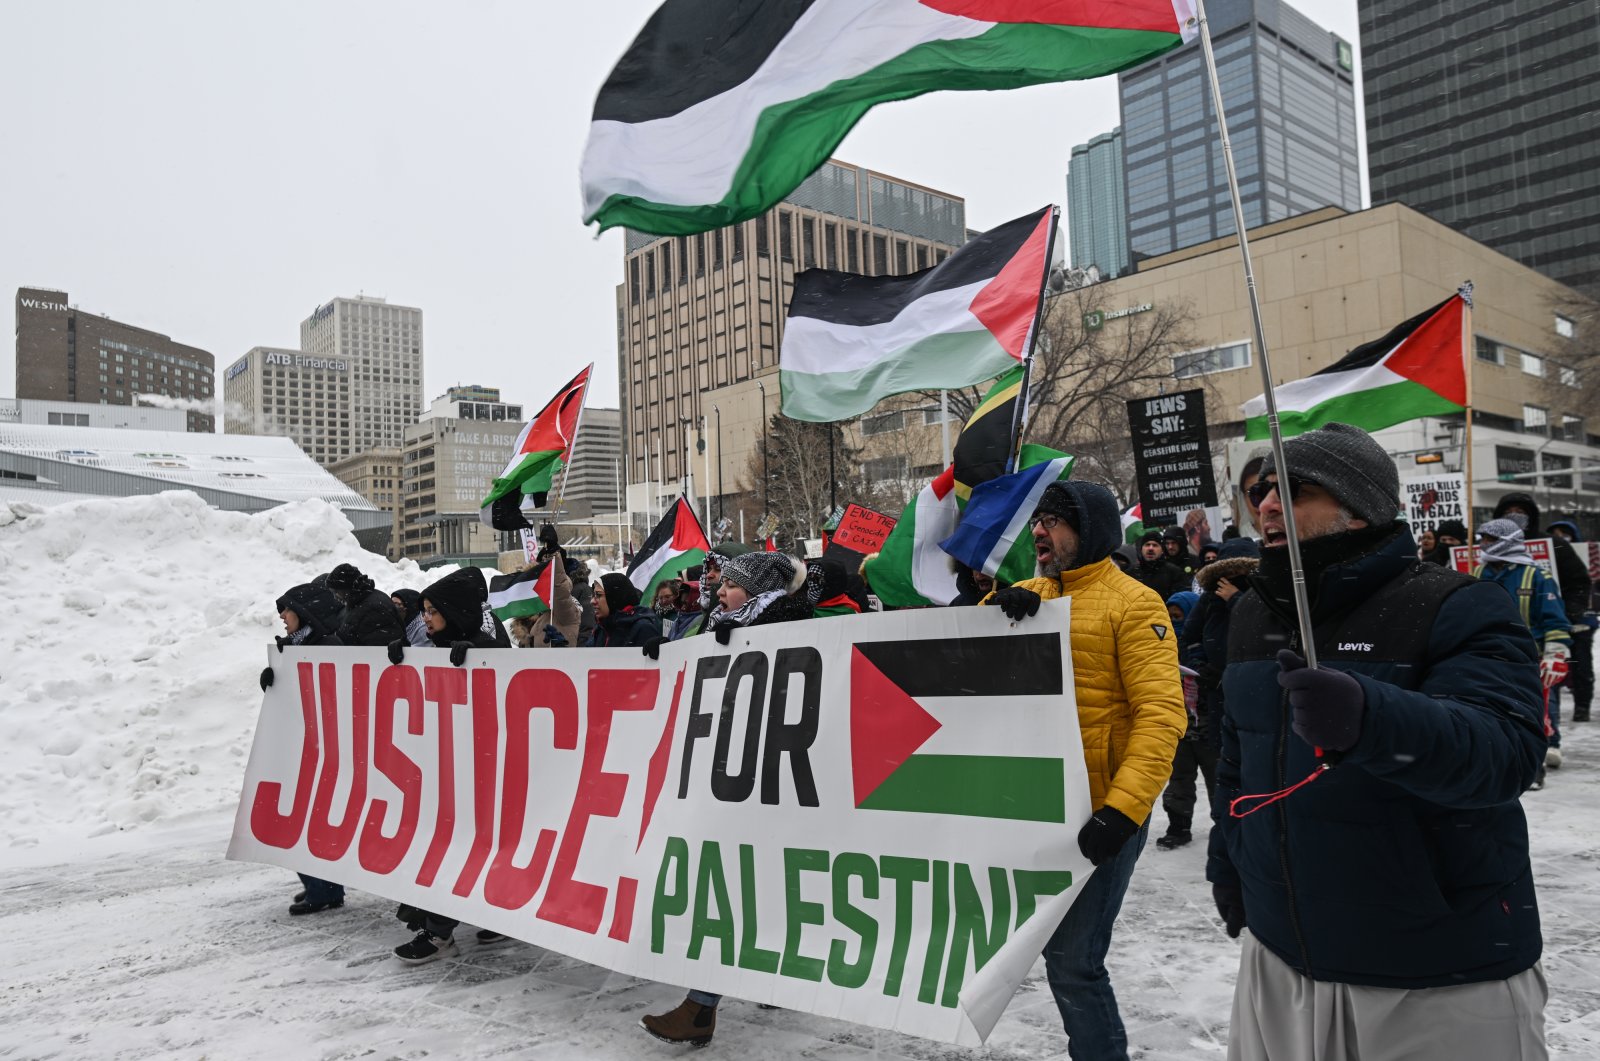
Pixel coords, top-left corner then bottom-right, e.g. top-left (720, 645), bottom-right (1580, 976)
top-left (985, 479), bottom-right (1186, 1061)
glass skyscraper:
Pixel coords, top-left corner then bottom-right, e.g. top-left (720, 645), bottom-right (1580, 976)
top-left (1119, 0), bottom-right (1360, 264)
top-left (1068, 128), bottom-right (1131, 279)
top-left (1361, 0), bottom-right (1600, 296)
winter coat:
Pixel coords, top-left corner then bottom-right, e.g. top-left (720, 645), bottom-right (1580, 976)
top-left (275, 584), bottom-right (346, 647)
top-left (1476, 563), bottom-right (1571, 650)
top-left (568, 559), bottom-right (597, 643)
top-left (993, 481), bottom-right (1187, 826)
top-left (422, 567), bottom-right (510, 649)
top-left (587, 606), bottom-right (664, 648)
top-left (391, 589), bottom-right (431, 647)
top-left (526, 558), bottom-right (583, 647)
top-left (337, 588), bottom-right (406, 648)
top-left (1133, 556), bottom-right (1190, 602)
top-left (1495, 492), bottom-right (1592, 621)
top-left (1209, 525), bottom-right (1545, 990)
top-left (668, 609), bottom-right (703, 640)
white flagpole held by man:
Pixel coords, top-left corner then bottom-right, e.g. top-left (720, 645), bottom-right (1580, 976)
top-left (1193, 0), bottom-right (1318, 668)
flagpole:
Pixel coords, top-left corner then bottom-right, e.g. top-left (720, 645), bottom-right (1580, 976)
top-left (1005, 204), bottom-right (1060, 473)
top-left (1194, 0), bottom-right (1318, 667)
top-left (1459, 282), bottom-right (1476, 536)
top-left (940, 390), bottom-right (952, 466)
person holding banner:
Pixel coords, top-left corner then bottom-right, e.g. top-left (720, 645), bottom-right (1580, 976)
top-left (1209, 424), bottom-right (1548, 1061)
top-left (981, 480), bottom-right (1185, 1061)
top-left (586, 573), bottom-right (663, 649)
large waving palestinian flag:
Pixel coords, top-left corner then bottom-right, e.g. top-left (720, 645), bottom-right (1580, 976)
top-left (781, 207), bottom-right (1056, 421)
top-left (581, 0), bottom-right (1198, 235)
top-left (1243, 296), bottom-right (1467, 440)
top-left (480, 366), bottom-right (591, 530)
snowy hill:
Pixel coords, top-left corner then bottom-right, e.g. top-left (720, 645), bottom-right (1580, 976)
top-left (0, 491), bottom-right (442, 849)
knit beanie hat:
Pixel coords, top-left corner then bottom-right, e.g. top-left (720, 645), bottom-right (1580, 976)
top-left (1260, 422), bottom-right (1400, 525)
top-left (1032, 482), bottom-right (1081, 531)
top-left (1161, 526), bottom-right (1187, 543)
top-left (598, 572), bottom-right (641, 612)
top-left (720, 551), bottom-right (804, 597)
top-left (1434, 519), bottom-right (1469, 542)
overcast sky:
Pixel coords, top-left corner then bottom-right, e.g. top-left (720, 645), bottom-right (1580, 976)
top-left (0, 0), bottom-right (1362, 418)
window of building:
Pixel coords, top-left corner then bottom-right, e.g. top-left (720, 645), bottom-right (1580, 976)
top-left (1174, 340), bottom-right (1251, 378)
top-left (802, 218), bottom-right (816, 268)
top-left (1559, 364), bottom-right (1579, 388)
top-left (896, 241), bottom-right (909, 273)
top-left (1522, 404), bottom-right (1549, 433)
top-left (756, 214), bottom-right (768, 257)
top-left (731, 224), bottom-right (745, 262)
top-left (779, 211), bottom-right (794, 262)
top-left (862, 455), bottom-right (910, 481)
top-left (872, 234), bottom-right (887, 274)
top-left (862, 411), bottom-right (904, 436)
top-left (1520, 351), bottom-right (1544, 377)
top-left (1555, 314), bottom-right (1575, 339)
top-left (1562, 415), bottom-right (1585, 442)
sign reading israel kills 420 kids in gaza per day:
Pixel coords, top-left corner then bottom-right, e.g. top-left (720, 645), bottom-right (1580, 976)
top-left (230, 603), bottom-right (1095, 1045)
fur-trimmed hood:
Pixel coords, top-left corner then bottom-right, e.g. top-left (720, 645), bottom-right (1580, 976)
top-left (1197, 555), bottom-right (1259, 591)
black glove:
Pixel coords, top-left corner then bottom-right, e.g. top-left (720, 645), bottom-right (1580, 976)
top-left (449, 640), bottom-right (473, 667)
top-left (1077, 806), bottom-right (1140, 867)
top-left (991, 586), bottom-right (1042, 621)
top-left (386, 639), bottom-right (405, 665)
top-left (713, 622), bottom-right (735, 646)
top-left (259, 666), bottom-right (274, 691)
top-left (1212, 881), bottom-right (1246, 939)
top-left (274, 635), bottom-right (288, 654)
top-left (641, 635), bottom-right (669, 660)
top-left (542, 626), bottom-right (568, 647)
top-left (1277, 650), bottom-right (1365, 752)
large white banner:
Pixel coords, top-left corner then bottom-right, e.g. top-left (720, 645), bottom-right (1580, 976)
top-left (230, 601), bottom-right (1092, 1044)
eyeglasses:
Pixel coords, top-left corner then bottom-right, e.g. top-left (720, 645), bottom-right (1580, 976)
top-left (1029, 513), bottom-right (1066, 530)
top-left (1246, 477), bottom-right (1314, 507)
top-left (422, 605), bottom-right (439, 617)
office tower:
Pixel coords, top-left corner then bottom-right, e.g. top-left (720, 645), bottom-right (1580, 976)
top-left (1068, 128), bottom-right (1130, 279)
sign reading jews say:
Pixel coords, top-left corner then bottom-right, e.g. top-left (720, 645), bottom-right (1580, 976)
top-left (1125, 389), bottom-right (1218, 526)
top-left (229, 603), bottom-right (1094, 1045)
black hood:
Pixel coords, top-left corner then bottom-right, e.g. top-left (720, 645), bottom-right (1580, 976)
top-left (1039, 480), bottom-right (1121, 569)
top-left (1494, 492), bottom-right (1542, 530)
top-left (390, 588), bottom-right (422, 625)
top-left (422, 567), bottom-right (492, 642)
top-left (275, 584), bottom-right (344, 642)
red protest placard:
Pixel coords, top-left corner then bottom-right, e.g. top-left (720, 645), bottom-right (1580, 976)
top-left (828, 503), bottom-right (897, 556)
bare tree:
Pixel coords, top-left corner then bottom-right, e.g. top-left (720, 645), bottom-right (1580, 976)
top-left (732, 415), bottom-right (865, 544)
top-left (1539, 289), bottom-right (1600, 433)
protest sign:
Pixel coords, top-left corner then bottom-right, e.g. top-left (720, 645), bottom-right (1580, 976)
top-left (1401, 472), bottom-right (1466, 535)
top-left (230, 603), bottom-right (1092, 1045)
top-left (1450, 539), bottom-right (1560, 588)
top-left (1126, 390), bottom-right (1217, 526)
top-left (824, 503), bottom-right (897, 569)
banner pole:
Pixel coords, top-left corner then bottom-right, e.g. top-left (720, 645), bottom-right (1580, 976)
top-left (1195, 0), bottom-right (1318, 667)
top-left (1005, 204), bottom-right (1060, 474)
top-left (1459, 282), bottom-right (1476, 536)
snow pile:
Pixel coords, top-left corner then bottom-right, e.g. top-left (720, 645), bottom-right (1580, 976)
top-left (0, 491), bottom-right (444, 849)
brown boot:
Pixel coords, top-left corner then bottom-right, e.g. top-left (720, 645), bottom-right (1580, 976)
top-left (640, 997), bottom-right (717, 1047)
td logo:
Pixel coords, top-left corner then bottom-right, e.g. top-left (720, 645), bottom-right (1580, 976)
top-left (1082, 310), bottom-right (1105, 331)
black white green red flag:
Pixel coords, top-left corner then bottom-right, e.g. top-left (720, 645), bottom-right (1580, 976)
top-left (581, 0), bottom-right (1198, 235)
top-left (781, 207), bottom-right (1057, 421)
top-left (1242, 296), bottom-right (1467, 440)
top-left (480, 366), bottom-right (592, 530)
top-left (488, 563), bottom-right (556, 621)
top-left (627, 497), bottom-right (712, 603)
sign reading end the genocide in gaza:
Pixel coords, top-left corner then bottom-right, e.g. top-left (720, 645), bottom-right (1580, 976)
top-left (1125, 389), bottom-right (1218, 526)
top-left (229, 603), bottom-right (1093, 1045)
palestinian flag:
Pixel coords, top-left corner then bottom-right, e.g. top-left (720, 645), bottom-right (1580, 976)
top-left (581, 0), bottom-right (1197, 235)
top-left (1121, 503), bottom-right (1145, 544)
top-left (939, 445), bottom-right (1074, 584)
top-left (851, 631), bottom-right (1068, 822)
top-left (627, 497), bottom-right (712, 603)
top-left (866, 466), bottom-right (961, 607)
top-left (1243, 296), bottom-right (1467, 440)
top-left (488, 563), bottom-right (555, 621)
top-left (780, 207), bottom-right (1057, 422)
top-left (480, 366), bottom-right (592, 530)
top-left (952, 364), bottom-right (1024, 503)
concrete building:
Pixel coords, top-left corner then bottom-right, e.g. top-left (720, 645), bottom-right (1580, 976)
top-left (563, 406), bottom-right (623, 517)
top-left (419, 384), bottom-right (521, 425)
top-left (0, 397), bottom-right (187, 432)
top-left (329, 446), bottom-right (402, 559)
top-left (15, 288), bottom-right (215, 432)
top-left (300, 295), bottom-right (424, 456)
top-left (222, 347), bottom-right (353, 465)
top-left (1119, 0), bottom-right (1359, 266)
top-left (1077, 202), bottom-right (1600, 523)
top-left (1068, 128), bottom-right (1131, 279)
top-left (0, 424), bottom-right (388, 547)
top-left (1360, 0), bottom-right (1600, 295)
top-left (399, 406), bottom-right (524, 567)
top-left (617, 158), bottom-right (967, 520)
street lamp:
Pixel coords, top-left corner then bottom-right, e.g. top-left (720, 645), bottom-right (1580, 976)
top-left (713, 404), bottom-right (724, 522)
top-left (755, 379), bottom-right (769, 521)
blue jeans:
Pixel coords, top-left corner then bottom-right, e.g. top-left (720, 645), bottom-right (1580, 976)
top-left (296, 873), bottom-right (344, 905)
top-left (687, 990), bottom-right (721, 1008)
top-left (1042, 821), bottom-right (1149, 1061)
top-left (1548, 687), bottom-right (1562, 748)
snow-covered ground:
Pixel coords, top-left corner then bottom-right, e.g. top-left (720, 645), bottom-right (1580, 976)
top-left (2, 493), bottom-right (1597, 1058)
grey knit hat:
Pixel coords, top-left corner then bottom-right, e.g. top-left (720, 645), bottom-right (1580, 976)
top-left (1260, 422), bottom-right (1400, 525)
top-left (719, 551), bottom-right (805, 597)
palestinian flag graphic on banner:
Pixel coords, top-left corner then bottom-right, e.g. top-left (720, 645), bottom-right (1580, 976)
top-left (488, 563), bottom-right (556, 621)
top-left (480, 365), bottom-right (592, 530)
top-left (581, 0), bottom-right (1197, 234)
top-left (780, 207), bottom-right (1056, 422)
top-left (627, 497), bottom-right (712, 603)
top-left (1242, 295), bottom-right (1467, 440)
top-left (851, 632), bottom-right (1068, 822)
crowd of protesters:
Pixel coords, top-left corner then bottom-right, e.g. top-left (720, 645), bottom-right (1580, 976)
top-left (257, 421), bottom-right (1582, 1060)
